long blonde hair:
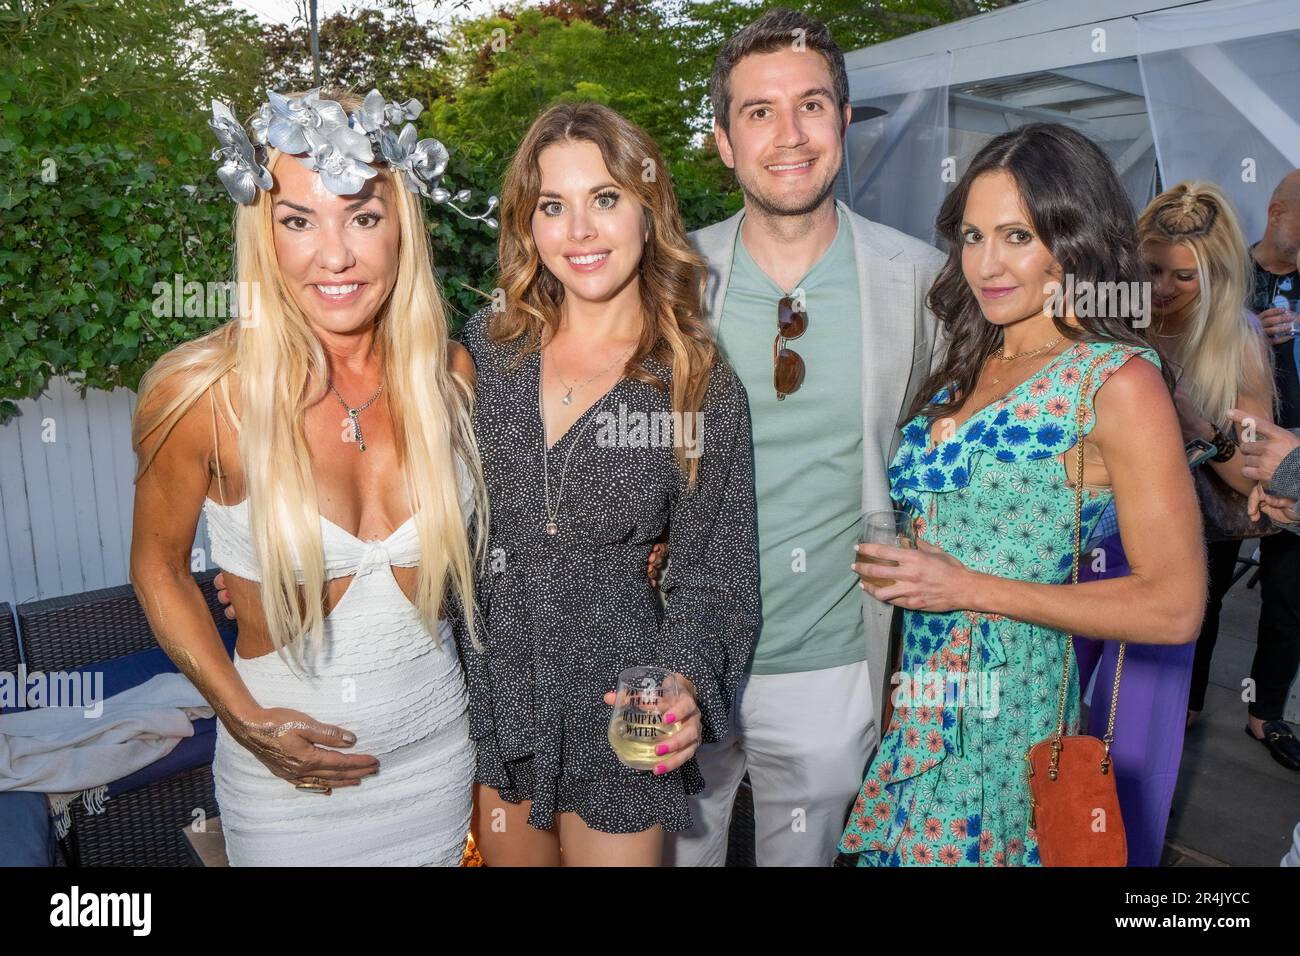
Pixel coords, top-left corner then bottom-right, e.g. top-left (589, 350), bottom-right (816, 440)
top-left (132, 89), bottom-right (488, 657)
top-left (493, 101), bottom-right (716, 488)
top-left (1138, 180), bottom-right (1274, 426)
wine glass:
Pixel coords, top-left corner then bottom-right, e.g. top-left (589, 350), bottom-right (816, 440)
top-left (1270, 294), bottom-right (1300, 337)
top-left (859, 508), bottom-right (918, 591)
top-left (607, 666), bottom-right (683, 771)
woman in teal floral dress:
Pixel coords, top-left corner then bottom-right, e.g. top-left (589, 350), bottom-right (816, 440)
top-left (840, 124), bottom-right (1206, 867)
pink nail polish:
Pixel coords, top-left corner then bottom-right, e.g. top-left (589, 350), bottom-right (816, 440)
top-left (656, 743), bottom-right (668, 756)
top-left (654, 764), bottom-right (667, 775)
top-left (664, 712), bottom-right (677, 724)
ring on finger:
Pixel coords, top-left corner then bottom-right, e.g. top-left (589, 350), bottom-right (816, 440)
top-left (295, 777), bottom-right (331, 794)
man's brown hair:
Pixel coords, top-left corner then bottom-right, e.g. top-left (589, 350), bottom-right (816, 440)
top-left (709, 7), bottom-right (850, 135)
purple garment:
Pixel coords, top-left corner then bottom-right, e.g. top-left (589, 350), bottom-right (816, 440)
top-left (1073, 529), bottom-right (1194, 868)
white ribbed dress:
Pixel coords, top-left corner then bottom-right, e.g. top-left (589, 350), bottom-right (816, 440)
top-left (205, 473), bottom-right (475, 867)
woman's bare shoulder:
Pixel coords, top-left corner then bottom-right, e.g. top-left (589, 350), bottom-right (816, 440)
top-left (1093, 346), bottom-right (1167, 403)
top-left (135, 346), bottom-right (237, 472)
top-left (1090, 353), bottom-right (1176, 448)
top-left (449, 339), bottom-right (476, 387)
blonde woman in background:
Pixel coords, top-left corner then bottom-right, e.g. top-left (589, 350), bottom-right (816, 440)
top-left (1139, 181), bottom-right (1275, 735)
top-left (130, 87), bottom-right (487, 865)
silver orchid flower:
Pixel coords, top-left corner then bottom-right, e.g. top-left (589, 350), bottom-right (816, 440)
top-left (352, 89), bottom-right (423, 134)
top-left (384, 96), bottom-right (423, 126)
top-left (265, 88), bottom-right (351, 155)
top-left (409, 134), bottom-right (448, 183)
top-left (380, 123), bottom-right (448, 196)
top-left (202, 86), bottom-right (497, 227)
top-left (353, 89), bottom-right (389, 134)
top-left (301, 128), bottom-right (378, 196)
top-left (208, 100), bottom-right (273, 204)
top-left (354, 89), bottom-right (426, 134)
top-left (379, 121), bottom-right (496, 225)
top-left (303, 118), bottom-right (372, 164)
top-left (248, 101), bottom-right (273, 147)
top-left (379, 125), bottom-right (447, 196)
top-left (208, 100), bottom-right (257, 160)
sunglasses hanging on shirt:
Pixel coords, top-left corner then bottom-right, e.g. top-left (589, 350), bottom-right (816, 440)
top-left (774, 294), bottom-right (808, 400)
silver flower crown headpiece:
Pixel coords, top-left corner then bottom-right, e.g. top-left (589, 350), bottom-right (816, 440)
top-left (207, 88), bottom-right (498, 228)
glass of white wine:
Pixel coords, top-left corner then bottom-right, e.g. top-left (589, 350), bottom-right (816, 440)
top-left (607, 666), bottom-right (683, 771)
top-left (860, 508), bottom-right (918, 591)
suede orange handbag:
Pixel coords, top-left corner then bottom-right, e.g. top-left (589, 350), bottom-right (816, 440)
top-left (1025, 351), bottom-right (1127, 868)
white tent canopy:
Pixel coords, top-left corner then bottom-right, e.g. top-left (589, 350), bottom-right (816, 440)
top-left (841, 0), bottom-right (1300, 246)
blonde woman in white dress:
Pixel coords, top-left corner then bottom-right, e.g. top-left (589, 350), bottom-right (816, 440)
top-left (129, 87), bottom-right (490, 866)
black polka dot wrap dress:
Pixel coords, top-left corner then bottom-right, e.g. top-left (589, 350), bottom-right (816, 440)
top-left (454, 307), bottom-right (760, 834)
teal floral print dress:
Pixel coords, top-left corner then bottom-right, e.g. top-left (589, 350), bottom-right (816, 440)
top-left (838, 340), bottom-right (1161, 867)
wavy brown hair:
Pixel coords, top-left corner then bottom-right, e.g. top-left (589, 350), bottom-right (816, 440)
top-left (910, 122), bottom-right (1175, 422)
top-left (492, 101), bottom-right (716, 488)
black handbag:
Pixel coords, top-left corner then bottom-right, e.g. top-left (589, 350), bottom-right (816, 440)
top-left (1192, 464), bottom-right (1277, 541)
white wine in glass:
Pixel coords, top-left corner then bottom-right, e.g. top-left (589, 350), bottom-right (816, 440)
top-left (607, 667), bottom-right (683, 770)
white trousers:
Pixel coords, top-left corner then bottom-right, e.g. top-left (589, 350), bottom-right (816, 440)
top-left (663, 659), bottom-right (878, 867)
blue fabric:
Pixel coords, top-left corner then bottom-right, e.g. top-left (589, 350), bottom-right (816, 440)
top-left (1086, 498), bottom-right (1120, 548)
top-left (0, 620), bottom-right (237, 864)
top-left (0, 791), bottom-right (58, 866)
top-left (1074, 532), bottom-right (1193, 867)
top-left (64, 621), bottom-right (237, 700)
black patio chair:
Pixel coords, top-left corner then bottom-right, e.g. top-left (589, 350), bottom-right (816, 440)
top-left (0, 602), bottom-right (18, 676)
top-left (15, 571), bottom-right (228, 866)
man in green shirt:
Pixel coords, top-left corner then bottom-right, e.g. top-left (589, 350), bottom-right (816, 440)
top-left (665, 8), bottom-right (945, 866)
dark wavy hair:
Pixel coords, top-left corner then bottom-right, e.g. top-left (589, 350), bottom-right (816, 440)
top-left (909, 122), bottom-right (1174, 422)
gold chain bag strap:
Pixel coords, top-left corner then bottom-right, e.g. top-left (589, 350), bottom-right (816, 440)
top-left (1025, 348), bottom-right (1128, 867)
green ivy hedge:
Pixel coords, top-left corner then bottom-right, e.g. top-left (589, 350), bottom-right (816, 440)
top-left (1, 134), bottom-right (228, 422)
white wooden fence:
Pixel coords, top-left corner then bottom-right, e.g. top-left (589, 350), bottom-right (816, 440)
top-left (0, 377), bottom-right (205, 608)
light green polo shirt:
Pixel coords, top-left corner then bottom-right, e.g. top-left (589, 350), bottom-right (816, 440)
top-left (716, 206), bottom-right (865, 675)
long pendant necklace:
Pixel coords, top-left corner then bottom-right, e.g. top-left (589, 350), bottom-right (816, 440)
top-left (539, 350), bottom-right (621, 535)
top-left (328, 380), bottom-right (384, 452)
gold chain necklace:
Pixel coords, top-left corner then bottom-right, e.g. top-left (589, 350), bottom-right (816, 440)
top-left (993, 334), bottom-right (1064, 361)
top-left (987, 335), bottom-right (1064, 387)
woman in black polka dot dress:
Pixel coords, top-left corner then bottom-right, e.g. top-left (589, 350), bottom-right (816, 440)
top-left (454, 103), bottom-right (759, 865)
